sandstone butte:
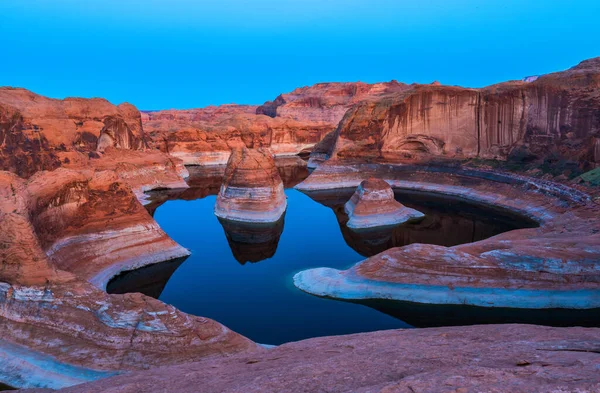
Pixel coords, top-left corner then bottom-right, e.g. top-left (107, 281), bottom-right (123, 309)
top-left (344, 177), bottom-right (425, 230)
top-left (0, 58), bottom-right (598, 391)
top-left (214, 147), bottom-right (287, 223)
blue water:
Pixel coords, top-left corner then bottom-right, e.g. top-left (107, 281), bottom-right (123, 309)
top-left (108, 173), bottom-right (545, 345)
top-left (150, 190), bottom-right (410, 344)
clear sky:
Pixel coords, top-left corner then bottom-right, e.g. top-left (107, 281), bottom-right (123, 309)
top-left (1, 0), bottom-right (599, 110)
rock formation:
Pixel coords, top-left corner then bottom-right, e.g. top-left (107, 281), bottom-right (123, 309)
top-left (344, 178), bottom-right (424, 230)
top-left (0, 87), bottom-right (146, 178)
top-left (143, 105), bottom-right (332, 165)
top-left (294, 162), bottom-right (600, 309)
top-left (315, 58), bottom-right (600, 172)
top-left (214, 147), bottom-right (287, 223)
top-left (0, 168), bottom-right (260, 390)
top-left (25, 325), bottom-right (600, 393)
top-left (1, 57), bottom-right (600, 391)
top-left (142, 82), bottom-right (409, 166)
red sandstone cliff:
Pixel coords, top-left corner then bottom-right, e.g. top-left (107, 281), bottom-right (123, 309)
top-left (0, 88), bottom-right (146, 177)
top-left (141, 82), bottom-right (410, 165)
top-left (320, 58), bottom-right (600, 170)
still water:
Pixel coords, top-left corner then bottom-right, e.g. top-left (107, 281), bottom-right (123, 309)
top-left (106, 161), bottom-right (582, 345)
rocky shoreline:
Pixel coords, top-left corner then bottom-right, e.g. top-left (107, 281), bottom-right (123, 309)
top-left (0, 58), bottom-right (599, 391)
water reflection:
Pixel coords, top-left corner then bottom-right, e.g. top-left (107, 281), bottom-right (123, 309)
top-left (108, 165), bottom-right (596, 345)
top-left (218, 217), bottom-right (285, 264)
top-left (303, 189), bottom-right (538, 257)
top-left (106, 256), bottom-right (188, 298)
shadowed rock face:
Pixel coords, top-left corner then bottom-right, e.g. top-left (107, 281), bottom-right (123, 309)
top-left (344, 178), bottom-right (424, 230)
top-left (314, 58), bottom-right (600, 170)
top-left (215, 148), bottom-right (286, 223)
top-left (106, 257), bottom-right (187, 298)
top-left (24, 325), bottom-right (600, 393)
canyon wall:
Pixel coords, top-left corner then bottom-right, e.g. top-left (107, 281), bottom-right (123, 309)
top-left (141, 82), bottom-right (410, 165)
top-left (0, 88), bottom-right (146, 177)
top-left (322, 58), bottom-right (600, 170)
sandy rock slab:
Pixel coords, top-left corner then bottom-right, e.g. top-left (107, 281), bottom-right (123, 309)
top-left (345, 177), bottom-right (424, 230)
top-left (21, 325), bottom-right (600, 393)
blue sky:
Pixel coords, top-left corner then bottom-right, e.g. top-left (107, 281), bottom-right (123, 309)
top-left (1, 0), bottom-right (599, 109)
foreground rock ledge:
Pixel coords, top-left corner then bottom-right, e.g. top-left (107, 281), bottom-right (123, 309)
top-left (0, 169), bottom-right (261, 390)
top-left (24, 325), bottom-right (600, 393)
top-left (294, 162), bottom-right (600, 309)
top-left (215, 147), bottom-right (287, 223)
top-left (345, 177), bottom-right (424, 230)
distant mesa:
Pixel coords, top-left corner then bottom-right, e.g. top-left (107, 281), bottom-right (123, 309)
top-left (214, 147), bottom-right (287, 223)
top-left (344, 178), bottom-right (424, 230)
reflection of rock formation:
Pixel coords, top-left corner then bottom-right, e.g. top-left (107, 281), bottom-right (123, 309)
top-left (306, 189), bottom-right (536, 258)
top-left (218, 217), bottom-right (285, 264)
top-left (354, 299), bottom-right (600, 329)
top-left (106, 257), bottom-right (188, 299)
top-left (215, 148), bottom-right (286, 223)
top-left (344, 178), bottom-right (424, 230)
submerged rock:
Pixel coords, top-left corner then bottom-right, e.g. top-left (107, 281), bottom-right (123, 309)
top-left (215, 147), bottom-right (287, 223)
top-left (344, 178), bottom-right (424, 230)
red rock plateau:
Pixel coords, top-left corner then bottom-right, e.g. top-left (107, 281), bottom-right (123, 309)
top-left (214, 147), bottom-right (287, 223)
top-left (345, 177), bottom-right (424, 229)
top-left (0, 58), bottom-right (599, 391)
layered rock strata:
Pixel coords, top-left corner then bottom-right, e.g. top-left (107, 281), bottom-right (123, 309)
top-left (0, 87), bottom-right (146, 178)
top-left (344, 178), bottom-right (424, 230)
top-left (142, 82), bottom-right (409, 165)
top-left (26, 325), bottom-right (600, 393)
top-left (214, 148), bottom-right (286, 223)
top-left (313, 58), bottom-right (600, 171)
top-left (294, 162), bottom-right (600, 309)
top-left (0, 169), bottom-right (260, 389)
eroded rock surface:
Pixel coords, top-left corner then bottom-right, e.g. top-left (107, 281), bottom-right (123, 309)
top-left (0, 88), bottom-right (146, 178)
top-left (317, 58), bottom-right (600, 172)
top-left (345, 178), bottom-right (424, 230)
top-left (142, 82), bottom-right (409, 165)
top-left (294, 162), bottom-right (600, 309)
top-left (0, 169), bottom-right (260, 390)
top-left (24, 325), bottom-right (600, 393)
top-left (215, 147), bottom-right (286, 223)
